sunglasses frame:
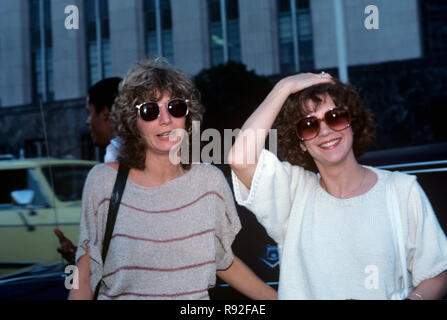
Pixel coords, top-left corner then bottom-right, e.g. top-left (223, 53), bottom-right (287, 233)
top-left (135, 98), bottom-right (190, 121)
top-left (294, 106), bottom-right (351, 141)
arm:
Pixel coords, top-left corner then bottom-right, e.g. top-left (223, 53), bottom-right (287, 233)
top-left (405, 180), bottom-right (447, 300)
top-left (68, 249), bottom-right (94, 300)
top-left (217, 256), bottom-right (277, 300)
top-left (407, 270), bottom-right (447, 300)
top-left (54, 229), bottom-right (77, 265)
top-left (228, 73), bottom-right (332, 189)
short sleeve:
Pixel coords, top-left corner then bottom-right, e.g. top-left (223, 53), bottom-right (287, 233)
top-left (231, 149), bottom-right (313, 244)
top-left (406, 180), bottom-right (447, 287)
top-left (213, 170), bottom-right (242, 270)
top-left (75, 165), bottom-right (110, 291)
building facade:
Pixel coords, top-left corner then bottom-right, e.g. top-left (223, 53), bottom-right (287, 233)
top-left (0, 0), bottom-right (442, 159)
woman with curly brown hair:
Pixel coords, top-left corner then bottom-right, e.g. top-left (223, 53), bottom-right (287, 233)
top-left (229, 72), bottom-right (447, 300)
top-left (69, 59), bottom-right (277, 300)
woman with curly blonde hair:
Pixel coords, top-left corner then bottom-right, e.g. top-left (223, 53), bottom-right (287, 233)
top-left (70, 58), bottom-right (277, 300)
top-left (229, 72), bottom-right (447, 300)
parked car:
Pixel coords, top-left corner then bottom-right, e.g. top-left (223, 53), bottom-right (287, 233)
top-left (0, 158), bottom-right (97, 278)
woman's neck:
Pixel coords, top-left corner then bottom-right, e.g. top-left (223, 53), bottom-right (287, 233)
top-left (317, 156), bottom-right (371, 199)
top-left (131, 152), bottom-right (186, 187)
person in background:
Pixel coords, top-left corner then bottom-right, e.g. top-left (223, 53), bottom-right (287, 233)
top-left (85, 77), bottom-right (123, 162)
top-left (54, 77), bottom-right (122, 265)
top-left (229, 72), bottom-right (447, 300)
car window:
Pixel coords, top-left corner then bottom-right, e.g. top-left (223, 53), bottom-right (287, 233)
top-left (41, 165), bottom-right (93, 202)
top-left (0, 169), bottom-right (27, 206)
top-left (0, 169), bottom-right (48, 208)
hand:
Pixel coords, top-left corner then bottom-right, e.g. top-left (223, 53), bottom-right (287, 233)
top-left (278, 72), bottom-right (333, 95)
top-left (54, 228), bottom-right (77, 265)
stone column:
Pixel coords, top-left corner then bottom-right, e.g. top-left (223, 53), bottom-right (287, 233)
top-left (0, 0), bottom-right (32, 107)
top-left (312, 0), bottom-right (422, 70)
top-left (171, 0), bottom-right (210, 76)
top-left (51, 0), bottom-right (88, 101)
top-left (108, 0), bottom-right (145, 78)
top-left (238, 0), bottom-right (280, 76)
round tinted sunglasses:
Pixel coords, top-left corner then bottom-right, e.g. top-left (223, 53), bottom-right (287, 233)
top-left (294, 107), bottom-right (351, 141)
top-left (135, 99), bottom-right (189, 121)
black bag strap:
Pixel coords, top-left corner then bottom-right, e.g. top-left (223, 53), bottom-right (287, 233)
top-left (93, 162), bottom-right (129, 300)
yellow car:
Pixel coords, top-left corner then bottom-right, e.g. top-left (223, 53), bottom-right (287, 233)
top-left (0, 158), bottom-right (98, 277)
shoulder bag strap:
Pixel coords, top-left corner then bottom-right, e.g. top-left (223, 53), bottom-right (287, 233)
top-left (93, 162), bottom-right (129, 300)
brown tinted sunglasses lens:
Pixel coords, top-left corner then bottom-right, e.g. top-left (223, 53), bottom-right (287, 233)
top-left (296, 117), bottom-right (320, 141)
top-left (325, 108), bottom-right (350, 131)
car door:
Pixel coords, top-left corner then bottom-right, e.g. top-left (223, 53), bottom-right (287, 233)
top-left (0, 162), bottom-right (95, 276)
top-left (0, 167), bottom-right (57, 275)
top-left (38, 164), bottom-right (95, 255)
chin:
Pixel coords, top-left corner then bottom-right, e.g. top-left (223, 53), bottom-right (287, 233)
top-left (311, 147), bottom-right (352, 168)
top-left (149, 144), bottom-right (178, 155)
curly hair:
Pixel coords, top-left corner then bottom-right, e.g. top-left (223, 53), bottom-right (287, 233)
top-left (111, 58), bottom-right (204, 170)
top-left (275, 78), bottom-right (376, 171)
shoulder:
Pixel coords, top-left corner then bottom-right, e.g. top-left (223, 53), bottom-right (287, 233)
top-left (105, 161), bottom-right (119, 171)
top-left (262, 149), bottom-right (316, 180)
top-left (371, 167), bottom-right (416, 186)
top-left (86, 163), bottom-right (117, 184)
top-left (371, 167), bottom-right (418, 201)
top-left (191, 163), bottom-right (226, 179)
top-left (190, 163), bottom-right (230, 189)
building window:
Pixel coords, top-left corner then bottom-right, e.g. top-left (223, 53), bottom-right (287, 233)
top-left (208, 0), bottom-right (241, 66)
top-left (278, 0), bottom-right (314, 73)
top-left (85, 0), bottom-right (111, 87)
top-left (30, 0), bottom-right (54, 102)
top-left (420, 0), bottom-right (447, 57)
top-left (143, 0), bottom-right (174, 63)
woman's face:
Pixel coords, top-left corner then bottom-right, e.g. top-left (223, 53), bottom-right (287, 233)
top-left (299, 95), bottom-right (354, 169)
top-left (137, 92), bottom-right (186, 158)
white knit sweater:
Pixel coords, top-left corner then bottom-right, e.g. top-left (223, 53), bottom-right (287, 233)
top-left (232, 149), bottom-right (447, 299)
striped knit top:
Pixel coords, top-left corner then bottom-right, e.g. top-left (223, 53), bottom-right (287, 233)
top-left (75, 163), bottom-right (241, 300)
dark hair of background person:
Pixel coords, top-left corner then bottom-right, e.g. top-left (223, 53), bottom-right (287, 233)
top-left (275, 79), bottom-right (376, 172)
top-left (88, 77), bottom-right (122, 113)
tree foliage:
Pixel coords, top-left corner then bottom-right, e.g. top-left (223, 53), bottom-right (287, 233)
top-left (194, 61), bottom-right (272, 132)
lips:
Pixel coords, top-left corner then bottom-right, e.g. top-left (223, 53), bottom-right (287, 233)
top-left (318, 138), bottom-right (341, 150)
top-left (157, 131), bottom-right (173, 137)
top-left (156, 130), bottom-right (181, 143)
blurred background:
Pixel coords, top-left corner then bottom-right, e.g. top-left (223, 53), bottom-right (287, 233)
top-left (0, 0), bottom-right (446, 161)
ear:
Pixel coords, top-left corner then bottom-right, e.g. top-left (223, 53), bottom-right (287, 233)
top-left (100, 107), bottom-right (110, 121)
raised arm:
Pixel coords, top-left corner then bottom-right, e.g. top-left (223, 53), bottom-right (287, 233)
top-left (228, 73), bottom-right (332, 189)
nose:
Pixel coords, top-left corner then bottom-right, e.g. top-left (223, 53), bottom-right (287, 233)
top-left (318, 120), bottom-right (333, 137)
top-left (158, 105), bottom-right (172, 125)
top-left (86, 115), bottom-right (91, 126)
